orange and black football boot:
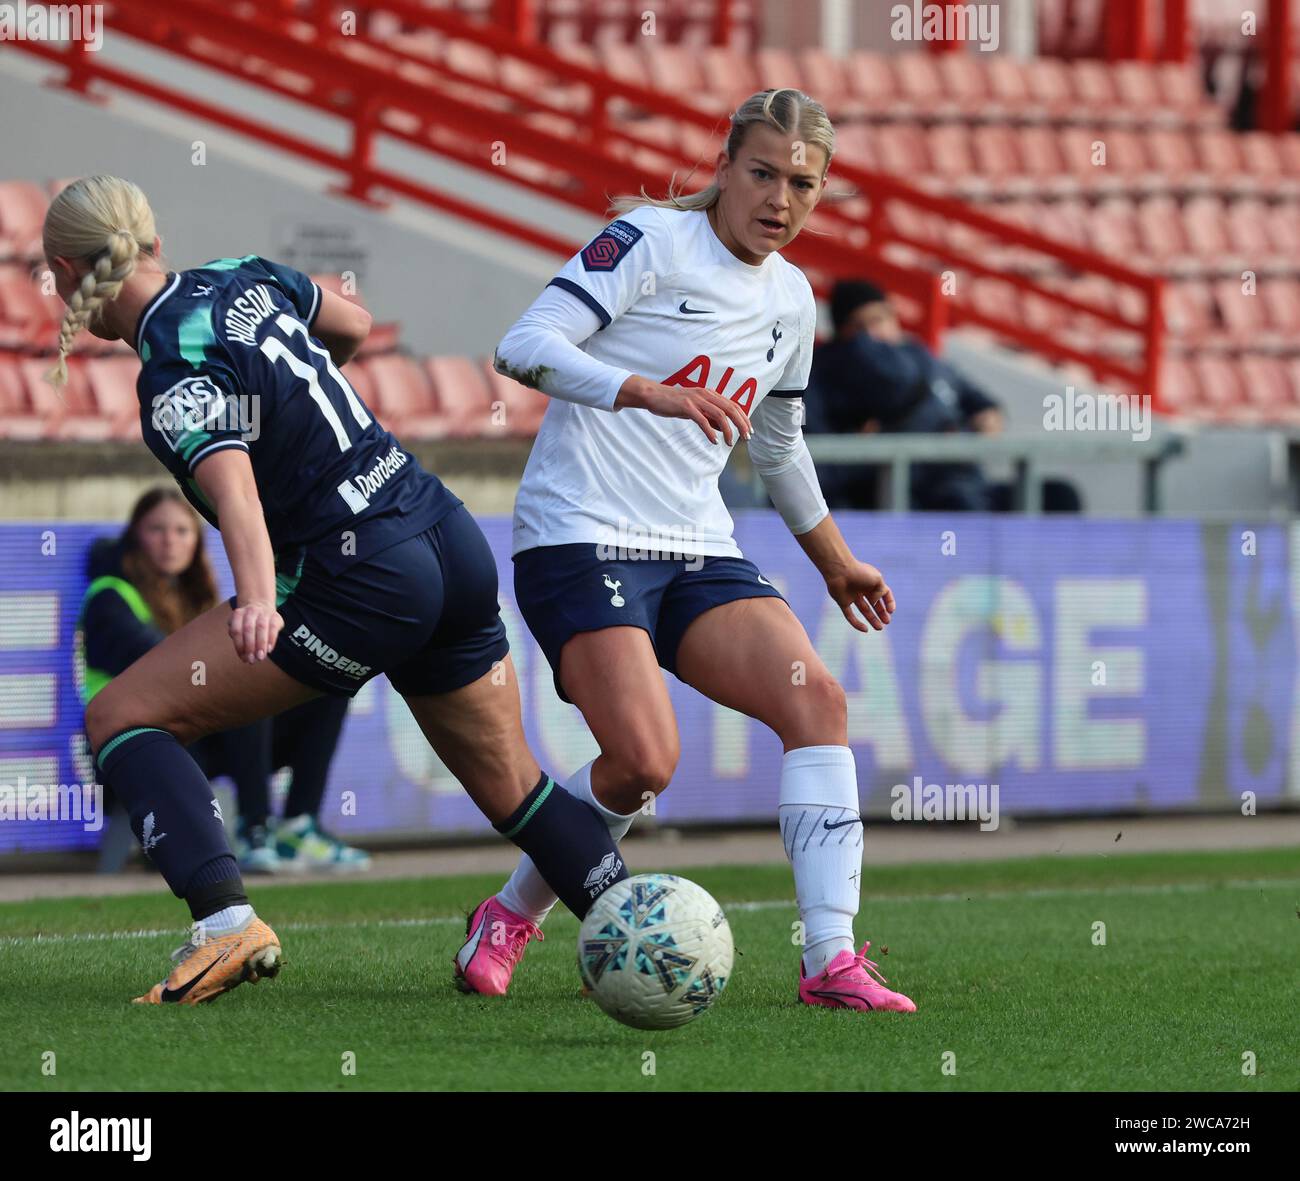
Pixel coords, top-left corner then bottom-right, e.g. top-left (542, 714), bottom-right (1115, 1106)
top-left (133, 914), bottom-right (282, 1005)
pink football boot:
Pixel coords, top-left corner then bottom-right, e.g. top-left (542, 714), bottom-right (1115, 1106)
top-left (798, 941), bottom-right (917, 1012)
top-left (453, 896), bottom-right (543, 996)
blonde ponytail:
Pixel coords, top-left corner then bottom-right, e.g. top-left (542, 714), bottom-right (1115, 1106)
top-left (610, 88), bottom-right (835, 217)
top-left (42, 176), bottom-right (157, 387)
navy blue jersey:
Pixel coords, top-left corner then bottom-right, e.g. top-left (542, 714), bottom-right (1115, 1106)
top-left (134, 255), bottom-right (458, 575)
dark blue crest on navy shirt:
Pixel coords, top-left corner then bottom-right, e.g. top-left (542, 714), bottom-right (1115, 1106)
top-left (581, 219), bottom-right (644, 272)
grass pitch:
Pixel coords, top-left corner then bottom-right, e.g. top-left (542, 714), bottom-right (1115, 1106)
top-left (1, 848), bottom-right (1296, 1092)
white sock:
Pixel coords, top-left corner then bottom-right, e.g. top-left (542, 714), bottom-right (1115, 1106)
top-left (200, 903), bottom-right (254, 933)
top-left (496, 761), bottom-right (638, 924)
top-left (778, 745), bottom-right (862, 976)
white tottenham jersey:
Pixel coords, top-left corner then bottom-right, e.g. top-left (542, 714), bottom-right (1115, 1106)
top-left (510, 204), bottom-right (816, 558)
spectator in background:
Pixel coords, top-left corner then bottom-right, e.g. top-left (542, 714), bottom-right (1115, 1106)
top-left (77, 487), bottom-right (367, 874)
top-left (808, 280), bottom-right (1079, 513)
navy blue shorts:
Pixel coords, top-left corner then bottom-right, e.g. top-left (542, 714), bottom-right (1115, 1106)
top-left (513, 544), bottom-right (785, 703)
top-left (267, 505), bottom-right (508, 698)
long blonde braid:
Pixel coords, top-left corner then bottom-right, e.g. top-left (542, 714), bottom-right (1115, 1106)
top-left (42, 176), bottom-right (157, 387)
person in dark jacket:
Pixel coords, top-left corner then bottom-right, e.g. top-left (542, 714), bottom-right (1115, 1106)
top-left (78, 487), bottom-right (366, 873)
top-left (808, 280), bottom-right (1080, 512)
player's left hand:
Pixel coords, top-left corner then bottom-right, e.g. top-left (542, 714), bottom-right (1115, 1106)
top-left (229, 600), bottom-right (283, 663)
top-left (824, 561), bottom-right (894, 633)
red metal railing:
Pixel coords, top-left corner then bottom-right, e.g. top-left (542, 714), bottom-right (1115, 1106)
top-left (6, 0), bottom-right (1165, 402)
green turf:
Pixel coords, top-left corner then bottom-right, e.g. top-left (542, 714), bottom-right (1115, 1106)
top-left (1, 848), bottom-right (1297, 1091)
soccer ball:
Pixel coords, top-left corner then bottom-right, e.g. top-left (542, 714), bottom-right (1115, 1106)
top-left (578, 873), bottom-right (733, 1030)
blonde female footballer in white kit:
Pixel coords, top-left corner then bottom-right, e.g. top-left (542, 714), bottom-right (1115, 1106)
top-left (455, 88), bottom-right (915, 1013)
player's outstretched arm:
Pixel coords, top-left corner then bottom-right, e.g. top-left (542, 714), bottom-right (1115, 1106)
top-left (311, 288), bottom-right (372, 367)
top-left (193, 449), bottom-right (282, 663)
top-left (746, 396), bottom-right (893, 632)
top-left (795, 514), bottom-right (894, 634)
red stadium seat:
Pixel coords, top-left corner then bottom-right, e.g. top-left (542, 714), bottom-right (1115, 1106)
top-left (883, 202), bottom-right (944, 248)
top-left (1055, 127), bottom-right (1104, 182)
top-left (598, 43), bottom-right (651, 93)
top-left (699, 47), bottom-right (758, 107)
top-left (83, 355), bottom-right (143, 440)
top-left (985, 56), bottom-right (1034, 113)
top-left (500, 56), bottom-right (587, 113)
top-left (1066, 274), bottom-right (1119, 326)
top-left (1223, 200), bottom-right (1274, 255)
top-left (1239, 132), bottom-right (1283, 180)
top-left (935, 53), bottom-right (988, 107)
top-left (1285, 358), bottom-right (1300, 408)
top-left (1162, 279), bottom-right (1215, 337)
top-left (1261, 279), bottom-right (1300, 334)
top-left (893, 54), bottom-right (945, 111)
top-left (643, 45), bottom-right (704, 98)
top-left (0, 264), bottom-right (61, 345)
top-left (1106, 129), bottom-right (1152, 178)
top-left (1021, 283), bottom-right (1069, 335)
top-left (972, 125), bottom-right (1021, 179)
top-left (1034, 199), bottom-right (1092, 249)
top-left (845, 52), bottom-right (902, 110)
top-left (1155, 63), bottom-right (1220, 123)
top-left (1213, 277), bottom-right (1267, 343)
top-left (1181, 197), bottom-right (1231, 258)
top-left (1136, 197), bottom-right (1189, 260)
top-left (363, 354), bottom-right (447, 439)
top-left (969, 278), bottom-right (1020, 325)
top-left (554, 43), bottom-right (597, 71)
top-left (0, 353), bottom-right (45, 439)
top-left (1265, 204), bottom-right (1300, 255)
top-left (830, 124), bottom-right (877, 170)
top-left (425, 355), bottom-right (494, 437)
top-left (18, 356), bottom-right (111, 440)
top-left (1238, 356), bottom-right (1291, 411)
top-left (874, 125), bottom-right (929, 176)
top-left (1023, 58), bottom-right (1073, 117)
top-left (1277, 133), bottom-right (1300, 175)
top-left (754, 48), bottom-right (803, 92)
top-left (796, 48), bottom-right (851, 113)
top-left (1144, 129), bottom-right (1199, 180)
top-left (926, 125), bottom-right (978, 186)
top-left (1089, 200), bottom-right (1140, 259)
top-left (444, 38), bottom-right (498, 85)
top-left (1069, 59), bottom-right (1120, 114)
top-left (1191, 354), bottom-right (1244, 409)
top-left (0, 181), bottom-right (49, 245)
top-left (1157, 356), bottom-right (1198, 413)
top-left (1112, 61), bottom-right (1162, 112)
top-left (1016, 125), bottom-right (1066, 176)
top-left (1194, 130), bottom-right (1244, 178)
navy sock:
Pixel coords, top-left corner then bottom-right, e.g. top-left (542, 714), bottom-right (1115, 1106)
top-left (494, 773), bottom-right (628, 918)
top-left (96, 727), bottom-right (248, 919)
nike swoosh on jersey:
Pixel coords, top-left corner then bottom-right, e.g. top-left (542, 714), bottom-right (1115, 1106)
top-left (678, 301), bottom-right (713, 315)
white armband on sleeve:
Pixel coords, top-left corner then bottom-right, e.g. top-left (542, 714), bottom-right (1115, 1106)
top-left (748, 394), bottom-right (829, 535)
top-left (492, 284), bottom-right (632, 411)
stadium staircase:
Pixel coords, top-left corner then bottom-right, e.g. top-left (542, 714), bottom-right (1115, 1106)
top-left (2, 0), bottom-right (1298, 437)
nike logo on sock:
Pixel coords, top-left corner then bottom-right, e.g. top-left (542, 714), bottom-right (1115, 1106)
top-left (823, 817), bottom-right (863, 831)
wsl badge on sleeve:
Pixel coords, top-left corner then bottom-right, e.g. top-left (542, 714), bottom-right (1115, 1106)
top-left (581, 219), bottom-right (643, 272)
